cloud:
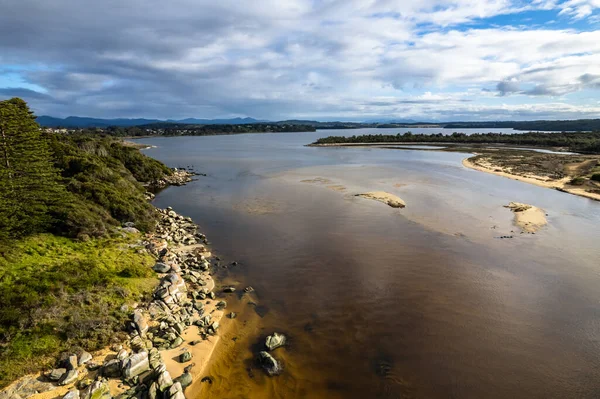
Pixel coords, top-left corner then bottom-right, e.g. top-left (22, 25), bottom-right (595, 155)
top-left (0, 0), bottom-right (599, 120)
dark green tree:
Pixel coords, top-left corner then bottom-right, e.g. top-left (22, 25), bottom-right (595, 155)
top-left (0, 98), bottom-right (66, 237)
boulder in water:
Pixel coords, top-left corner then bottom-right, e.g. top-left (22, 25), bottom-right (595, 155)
top-left (258, 351), bottom-right (281, 376)
top-left (265, 332), bottom-right (286, 351)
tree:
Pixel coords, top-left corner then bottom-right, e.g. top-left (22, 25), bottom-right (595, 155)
top-left (0, 98), bottom-right (66, 237)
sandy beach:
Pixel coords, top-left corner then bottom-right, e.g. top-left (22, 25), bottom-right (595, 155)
top-left (504, 202), bottom-right (547, 233)
top-left (463, 157), bottom-right (600, 202)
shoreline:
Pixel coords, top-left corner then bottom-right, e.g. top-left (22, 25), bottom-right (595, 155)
top-left (462, 157), bottom-right (600, 202)
top-left (0, 172), bottom-right (238, 399)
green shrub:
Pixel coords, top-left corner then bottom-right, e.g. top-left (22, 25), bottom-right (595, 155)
top-left (0, 234), bottom-right (156, 387)
top-left (570, 177), bottom-right (586, 186)
top-left (591, 174), bottom-right (600, 182)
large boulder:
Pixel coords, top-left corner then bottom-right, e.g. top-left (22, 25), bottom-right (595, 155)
top-left (179, 351), bottom-right (192, 363)
top-left (174, 372), bottom-right (192, 390)
top-left (157, 369), bottom-right (173, 392)
top-left (153, 263), bottom-right (171, 273)
top-left (47, 368), bottom-right (67, 381)
top-left (265, 332), bottom-right (286, 351)
top-left (78, 351), bottom-right (93, 366)
top-left (258, 351), bottom-right (281, 376)
top-left (63, 389), bottom-right (80, 399)
top-left (65, 355), bottom-right (78, 370)
top-left (80, 380), bottom-right (110, 399)
top-left (133, 310), bottom-right (149, 337)
top-left (101, 359), bottom-right (122, 378)
top-left (122, 351), bottom-right (149, 379)
top-left (58, 370), bottom-right (78, 386)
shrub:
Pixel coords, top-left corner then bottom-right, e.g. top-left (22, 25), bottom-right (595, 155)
top-left (570, 177), bottom-right (586, 186)
top-left (591, 174), bottom-right (600, 182)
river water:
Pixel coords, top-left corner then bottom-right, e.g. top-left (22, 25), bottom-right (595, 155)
top-left (137, 129), bottom-right (600, 399)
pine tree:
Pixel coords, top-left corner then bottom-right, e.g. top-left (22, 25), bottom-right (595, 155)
top-left (0, 98), bottom-right (66, 237)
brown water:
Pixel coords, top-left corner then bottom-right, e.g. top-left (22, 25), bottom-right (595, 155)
top-left (138, 130), bottom-right (600, 399)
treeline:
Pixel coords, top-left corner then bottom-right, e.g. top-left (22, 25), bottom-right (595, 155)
top-left (96, 123), bottom-right (316, 137)
top-left (313, 131), bottom-right (600, 153)
top-left (0, 98), bottom-right (172, 241)
top-left (444, 119), bottom-right (600, 132)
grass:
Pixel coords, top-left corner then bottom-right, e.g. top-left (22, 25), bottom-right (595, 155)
top-left (0, 233), bottom-right (157, 388)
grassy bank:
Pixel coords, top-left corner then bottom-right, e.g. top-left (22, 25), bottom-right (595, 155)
top-left (0, 98), bottom-right (179, 388)
top-left (0, 233), bottom-right (156, 387)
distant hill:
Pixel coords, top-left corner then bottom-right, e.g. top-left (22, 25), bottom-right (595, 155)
top-left (36, 115), bottom-right (266, 128)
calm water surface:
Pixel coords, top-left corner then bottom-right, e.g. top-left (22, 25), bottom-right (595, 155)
top-left (137, 129), bottom-right (600, 399)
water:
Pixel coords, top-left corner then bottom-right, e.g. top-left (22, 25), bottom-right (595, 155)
top-left (136, 129), bottom-right (600, 399)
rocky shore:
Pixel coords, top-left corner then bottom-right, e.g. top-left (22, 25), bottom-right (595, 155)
top-left (150, 169), bottom-right (196, 189)
top-left (0, 207), bottom-right (230, 399)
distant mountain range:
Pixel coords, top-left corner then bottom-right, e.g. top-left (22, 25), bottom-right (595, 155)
top-left (36, 115), bottom-right (267, 128)
top-left (35, 115), bottom-right (600, 132)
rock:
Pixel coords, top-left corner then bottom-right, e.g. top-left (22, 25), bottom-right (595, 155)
top-left (179, 351), bottom-right (192, 363)
top-left (258, 351), bottom-right (281, 376)
top-left (223, 286), bottom-right (235, 293)
top-left (80, 380), bottom-right (110, 399)
top-left (78, 351), bottom-right (92, 366)
top-left (117, 349), bottom-right (129, 361)
top-left (102, 359), bottom-right (122, 378)
top-left (133, 310), bottom-right (149, 337)
top-left (122, 351), bottom-right (150, 379)
top-left (215, 301), bottom-right (227, 310)
top-left (63, 390), bottom-right (80, 399)
top-left (122, 227), bottom-right (140, 234)
top-left (4, 376), bottom-right (55, 398)
top-left (65, 355), bottom-right (78, 370)
top-left (148, 382), bottom-right (159, 399)
top-left (153, 262), bottom-right (171, 273)
top-left (228, 312), bottom-right (237, 319)
top-left (58, 369), bottom-right (78, 386)
top-left (265, 332), bottom-right (286, 351)
top-left (171, 337), bottom-right (184, 348)
top-left (174, 372), bottom-right (193, 389)
top-left (48, 368), bottom-right (67, 381)
top-left (208, 292), bottom-right (215, 300)
top-left (157, 370), bottom-right (173, 392)
top-left (244, 286), bottom-right (254, 293)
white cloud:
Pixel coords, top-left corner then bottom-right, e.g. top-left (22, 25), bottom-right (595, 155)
top-left (0, 0), bottom-right (599, 119)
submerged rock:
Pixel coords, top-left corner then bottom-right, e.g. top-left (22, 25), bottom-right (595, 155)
top-left (258, 351), bottom-right (281, 376)
top-left (265, 332), bottom-right (286, 351)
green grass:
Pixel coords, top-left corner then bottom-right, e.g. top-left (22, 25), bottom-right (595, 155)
top-left (0, 233), bottom-right (157, 388)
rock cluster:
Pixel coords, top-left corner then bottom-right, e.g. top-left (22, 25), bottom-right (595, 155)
top-left (151, 169), bottom-right (195, 189)
top-left (258, 332), bottom-right (287, 376)
top-left (0, 207), bottom-right (225, 399)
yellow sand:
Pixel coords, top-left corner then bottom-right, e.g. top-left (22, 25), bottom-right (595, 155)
top-left (504, 202), bottom-right (547, 233)
top-left (463, 158), bottom-right (600, 202)
top-left (356, 191), bottom-right (406, 208)
top-left (162, 275), bottom-right (226, 389)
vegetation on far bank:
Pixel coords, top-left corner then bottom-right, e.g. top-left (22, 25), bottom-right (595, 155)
top-left (81, 122), bottom-right (316, 137)
top-left (0, 98), bottom-right (177, 387)
top-left (313, 131), bottom-right (600, 154)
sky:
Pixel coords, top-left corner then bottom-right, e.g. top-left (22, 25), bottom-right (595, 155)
top-left (1, 0), bottom-right (600, 121)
